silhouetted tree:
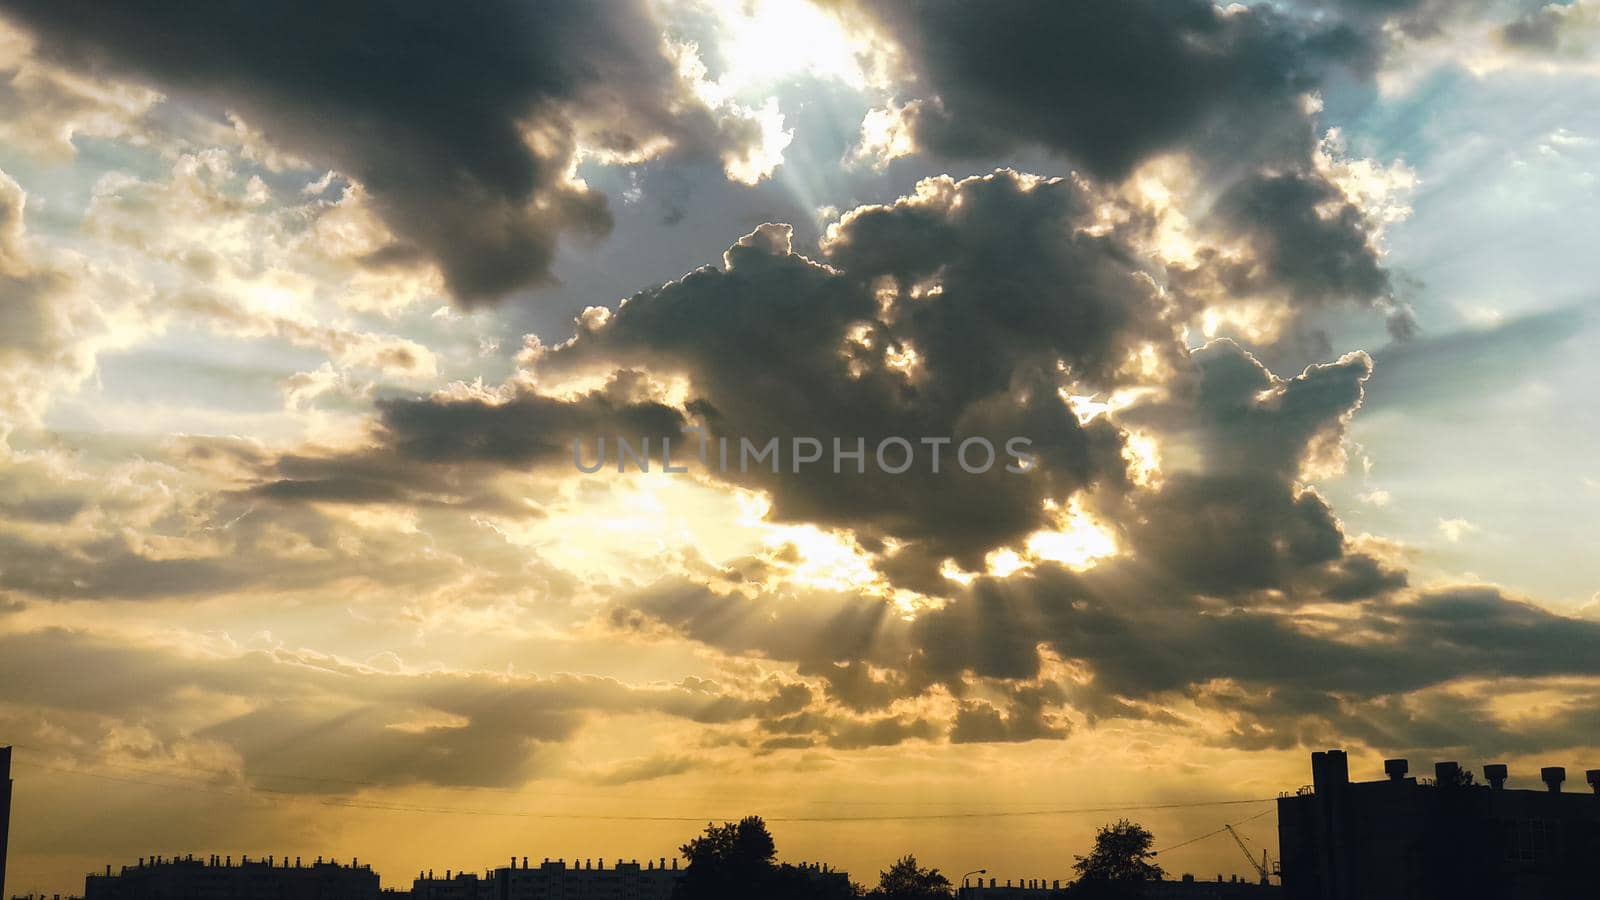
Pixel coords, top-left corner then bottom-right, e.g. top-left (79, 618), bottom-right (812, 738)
top-left (674, 816), bottom-right (860, 900)
top-left (868, 855), bottom-right (953, 899)
top-left (675, 816), bottom-right (777, 899)
top-left (1428, 768), bottom-right (1476, 788)
top-left (1071, 819), bottom-right (1164, 885)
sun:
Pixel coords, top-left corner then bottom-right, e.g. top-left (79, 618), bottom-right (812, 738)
top-left (692, 0), bottom-right (875, 93)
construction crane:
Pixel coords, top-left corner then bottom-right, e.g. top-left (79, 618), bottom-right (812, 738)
top-left (1224, 824), bottom-right (1275, 885)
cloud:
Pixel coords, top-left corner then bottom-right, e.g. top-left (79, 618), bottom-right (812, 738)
top-left (543, 173), bottom-right (1182, 587)
top-left (0, 18), bottom-right (162, 159)
top-left (842, 0), bottom-right (1363, 178)
top-left (592, 323), bottom-right (1597, 753)
top-left (0, 168), bottom-right (154, 429)
top-left (245, 171), bottom-right (1200, 589)
top-left (0, 626), bottom-right (810, 792)
top-left (619, 560), bottom-right (1600, 752)
top-left (0, 0), bottom-right (763, 304)
top-left (1499, 2), bottom-right (1600, 57)
top-left (839, 1), bottom-right (1413, 339)
top-left (1363, 304), bottom-right (1591, 413)
top-left (250, 371), bottom-right (686, 511)
top-left (1201, 170), bottom-right (1409, 336)
top-left (588, 753), bottom-right (698, 786)
top-left (83, 151), bottom-right (446, 325)
top-left (820, 713), bottom-right (939, 750)
top-left (950, 684), bottom-right (1069, 744)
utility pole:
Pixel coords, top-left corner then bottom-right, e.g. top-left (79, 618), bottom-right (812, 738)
top-left (1, 745), bottom-right (12, 900)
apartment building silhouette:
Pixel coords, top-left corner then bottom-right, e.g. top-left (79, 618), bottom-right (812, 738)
top-left (1278, 749), bottom-right (1600, 900)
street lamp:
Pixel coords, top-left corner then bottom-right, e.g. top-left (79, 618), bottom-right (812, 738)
top-left (960, 869), bottom-right (987, 888)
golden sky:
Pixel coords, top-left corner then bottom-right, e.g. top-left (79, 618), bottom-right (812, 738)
top-left (2, 0), bottom-right (1600, 894)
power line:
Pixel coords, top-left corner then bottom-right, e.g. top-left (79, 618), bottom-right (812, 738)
top-left (771, 798), bottom-right (1276, 823)
top-left (1151, 807), bottom-right (1274, 856)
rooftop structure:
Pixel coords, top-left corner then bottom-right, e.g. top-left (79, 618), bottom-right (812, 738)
top-left (1278, 749), bottom-right (1600, 900)
top-left (83, 855), bottom-right (381, 900)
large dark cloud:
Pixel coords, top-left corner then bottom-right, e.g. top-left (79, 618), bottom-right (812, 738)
top-left (0, 0), bottom-right (749, 304)
top-left (248, 166), bottom-right (1408, 596)
top-left (603, 335), bottom-right (1600, 754)
top-left (546, 172), bottom-right (1180, 587)
top-left (216, 158), bottom-right (1589, 755)
top-left (251, 171), bottom-right (1179, 588)
top-left (840, 0), bottom-right (1412, 336)
top-left (845, 0), bottom-right (1363, 179)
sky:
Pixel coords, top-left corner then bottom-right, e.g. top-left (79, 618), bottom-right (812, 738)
top-left (1, 0), bottom-right (1599, 894)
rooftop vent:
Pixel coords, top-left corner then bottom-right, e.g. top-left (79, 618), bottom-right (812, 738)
top-left (1541, 766), bottom-right (1566, 793)
top-left (1484, 764), bottom-right (1508, 790)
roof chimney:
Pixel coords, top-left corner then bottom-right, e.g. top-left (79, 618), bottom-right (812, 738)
top-left (1586, 770), bottom-right (1600, 795)
top-left (1312, 750), bottom-right (1349, 794)
top-left (1541, 766), bottom-right (1565, 793)
top-left (1383, 758), bottom-right (1408, 781)
top-left (1484, 764), bottom-right (1508, 790)
top-left (1434, 761), bottom-right (1460, 785)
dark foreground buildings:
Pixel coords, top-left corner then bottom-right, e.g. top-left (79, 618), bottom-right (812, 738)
top-left (78, 856), bottom-right (690, 900)
top-left (1278, 749), bottom-right (1600, 900)
top-left (83, 857), bottom-right (382, 900)
top-left (411, 856), bottom-right (683, 900)
top-left (2, 747), bottom-right (12, 900)
top-left (75, 854), bottom-right (849, 900)
top-left (958, 875), bottom-right (1278, 898)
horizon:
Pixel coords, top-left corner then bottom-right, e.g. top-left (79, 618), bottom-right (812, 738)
top-left (10, 744), bottom-right (1596, 895)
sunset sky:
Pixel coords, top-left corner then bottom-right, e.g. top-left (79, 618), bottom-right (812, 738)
top-left (2, 0), bottom-right (1600, 894)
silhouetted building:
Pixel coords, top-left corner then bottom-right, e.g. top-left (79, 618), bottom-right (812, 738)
top-left (958, 876), bottom-right (1065, 898)
top-left (778, 861), bottom-right (851, 897)
top-left (410, 868), bottom-right (491, 900)
top-left (83, 855), bottom-right (382, 900)
top-left (414, 857), bottom-right (680, 900)
top-left (1141, 875), bottom-right (1281, 898)
top-left (957, 875), bottom-right (1278, 899)
top-left (2, 746), bottom-right (12, 900)
top-left (1278, 749), bottom-right (1600, 900)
